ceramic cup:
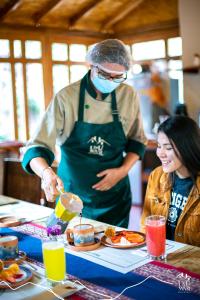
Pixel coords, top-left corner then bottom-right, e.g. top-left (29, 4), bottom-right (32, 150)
top-left (0, 236), bottom-right (19, 260)
top-left (66, 224), bottom-right (95, 247)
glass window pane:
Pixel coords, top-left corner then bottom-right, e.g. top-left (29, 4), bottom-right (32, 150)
top-left (69, 44), bottom-right (87, 62)
top-left (52, 43), bottom-right (68, 61)
top-left (0, 39), bottom-right (10, 58)
top-left (15, 63), bottom-right (26, 141)
top-left (132, 40), bottom-right (165, 61)
top-left (152, 59), bottom-right (168, 73)
top-left (168, 37), bottom-right (182, 57)
top-left (169, 70), bottom-right (184, 103)
top-left (53, 64), bottom-right (69, 94)
top-left (70, 65), bottom-right (88, 83)
top-left (26, 63), bottom-right (45, 136)
top-left (14, 40), bottom-right (22, 58)
top-left (25, 41), bottom-right (42, 59)
top-left (168, 59), bottom-right (182, 70)
top-left (168, 60), bottom-right (183, 103)
top-left (0, 63), bottom-right (14, 140)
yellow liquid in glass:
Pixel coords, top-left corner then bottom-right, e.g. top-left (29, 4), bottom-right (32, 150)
top-left (42, 241), bottom-right (66, 281)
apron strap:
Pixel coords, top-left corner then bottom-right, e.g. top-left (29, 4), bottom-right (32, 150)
top-left (111, 91), bottom-right (119, 123)
top-left (78, 75), bottom-right (86, 122)
top-left (78, 75), bottom-right (119, 123)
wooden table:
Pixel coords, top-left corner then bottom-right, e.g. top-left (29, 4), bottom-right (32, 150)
top-left (167, 245), bottom-right (200, 274)
top-left (1, 195), bottom-right (200, 275)
top-left (0, 195), bottom-right (200, 300)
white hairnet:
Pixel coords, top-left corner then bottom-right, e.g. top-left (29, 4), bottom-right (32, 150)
top-left (86, 39), bottom-right (132, 71)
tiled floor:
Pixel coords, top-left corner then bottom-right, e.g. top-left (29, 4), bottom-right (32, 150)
top-left (128, 205), bottom-right (143, 231)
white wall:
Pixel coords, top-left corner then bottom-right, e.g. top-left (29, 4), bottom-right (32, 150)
top-left (179, 0), bottom-right (200, 122)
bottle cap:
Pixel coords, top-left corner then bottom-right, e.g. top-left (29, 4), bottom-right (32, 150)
top-left (47, 225), bottom-right (62, 236)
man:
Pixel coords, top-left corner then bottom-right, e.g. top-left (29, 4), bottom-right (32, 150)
top-left (22, 39), bottom-right (147, 228)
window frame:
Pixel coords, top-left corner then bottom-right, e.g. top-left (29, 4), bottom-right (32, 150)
top-left (0, 32), bottom-right (97, 141)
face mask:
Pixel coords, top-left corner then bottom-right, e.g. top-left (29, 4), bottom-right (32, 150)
top-left (91, 75), bottom-right (120, 94)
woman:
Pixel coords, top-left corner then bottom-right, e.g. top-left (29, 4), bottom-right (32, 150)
top-left (22, 39), bottom-right (147, 228)
top-left (141, 116), bottom-right (200, 246)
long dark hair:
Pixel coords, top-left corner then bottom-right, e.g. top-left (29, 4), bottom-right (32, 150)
top-left (158, 116), bottom-right (200, 179)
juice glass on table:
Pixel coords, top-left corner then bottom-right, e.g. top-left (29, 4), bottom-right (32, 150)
top-left (42, 239), bottom-right (66, 283)
top-left (145, 215), bottom-right (166, 260)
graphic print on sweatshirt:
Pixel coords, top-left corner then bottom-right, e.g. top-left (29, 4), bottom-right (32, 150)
top-left (167, 174), bottom-right (193, 240)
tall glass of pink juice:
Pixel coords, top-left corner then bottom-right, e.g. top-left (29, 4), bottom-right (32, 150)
top-left (145, 215), bottom-right (166, 260)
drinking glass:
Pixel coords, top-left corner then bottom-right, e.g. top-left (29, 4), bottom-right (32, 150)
top-left (145, 215), bottom-right (166, 260)
top-left (42, 240), bottom-right (66, 283)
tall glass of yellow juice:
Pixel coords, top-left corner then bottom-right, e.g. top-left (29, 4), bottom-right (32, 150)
top-left (42, 241), bottom-right (66, 282)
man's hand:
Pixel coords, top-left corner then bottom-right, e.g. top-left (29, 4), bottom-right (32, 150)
top-left (41, 167), bottom-right (64, 202)
top-left (92, 168), bottom-right (126, 191)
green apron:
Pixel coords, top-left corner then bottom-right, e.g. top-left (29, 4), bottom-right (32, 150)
top-left (57, 75), bottom-right (131, 228)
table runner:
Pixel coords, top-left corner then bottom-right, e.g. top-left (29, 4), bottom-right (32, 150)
top-left (1, 225), bottom-right (199, 300)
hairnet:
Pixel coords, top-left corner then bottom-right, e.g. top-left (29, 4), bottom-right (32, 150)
top-left (86, 39), bottom-right (132, 71)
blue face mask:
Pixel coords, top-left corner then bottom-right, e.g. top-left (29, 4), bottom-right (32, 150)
top-left (91, 75), bottom-right (120, 94)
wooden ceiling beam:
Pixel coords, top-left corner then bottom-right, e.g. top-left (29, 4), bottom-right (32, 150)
top-left (114, 20), bottom-right (179, 42)
top-left (115, 19), bottom-right (179, 36)
top-left (33, 0), bottom-right (62, 25)
top-left (69, 0), bottom-right (102, 28)
top-left (0, 0), bottom-right (21, 21)
top-left (0, 23), bottom-right (109, 40)
top-left (102, 0), bottom-right (144, 31)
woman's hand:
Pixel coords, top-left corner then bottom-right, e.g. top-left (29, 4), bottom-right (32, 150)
top-left (92, 168), bottom-right (127, 191)
top-left (41, 167), bottom-right (64, 202)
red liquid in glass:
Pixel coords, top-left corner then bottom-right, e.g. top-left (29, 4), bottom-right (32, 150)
top-left (146, 221), bottom-right (166, 257)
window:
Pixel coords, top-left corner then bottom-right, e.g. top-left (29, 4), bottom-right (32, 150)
top-left (51, 42), bottom-right (88, 94)
top-left (14, 40), bottom-right (22, 58)
top-left (0, 38), bottom-right (90, 141)
top-left (132, 40), bottom-right (165, 61)
top-left (25, 41), bottom-right (42, 59)
top-left (26, 63), bottom-right (45, 136)
top-left (168, 37), bottom-right (182, 57)
top-left (69, 44), bottom-right (87, 62)
top-left (0, 38), bottom-right (45, 141)
top-left (129, 37), bottom-right (183, 116)
top-left (53, 65), bottom-right (69, 94)
top-left (70, 65), bottom-right (88, 83)
top-left (0, 63), bottom-right (14, 140)
top-left (15, 63), bottom-right (26, 141)
top-left (52, 43), bottom-right (68, 61)
top-left (1, 34), bottom-right (183, 142)
top-left (168, 60), bottom-right (184, 103)
top-left (0, 39), bottom-right (10, 58)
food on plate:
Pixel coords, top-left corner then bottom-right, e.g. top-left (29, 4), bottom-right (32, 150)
top-left (0, 261), bottom-right (23, 283)
top-left (104, 226), bottom-right (116, 238)
top-left (110, 231), bottom-right (144, 244)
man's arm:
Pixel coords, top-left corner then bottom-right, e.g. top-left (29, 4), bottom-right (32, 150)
top-left (92, 152), bottom-right (139, 191)
top-left (30, 157), bottom-right (63, 202)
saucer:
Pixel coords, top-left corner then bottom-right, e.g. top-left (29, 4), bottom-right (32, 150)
top-left (68, 238), bottom-right (101, 251)
top-left (2, 250), bottom-right (26, 266)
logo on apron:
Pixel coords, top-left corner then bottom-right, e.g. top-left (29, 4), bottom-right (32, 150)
top-left (88, 136), bottom-right (110, 156)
